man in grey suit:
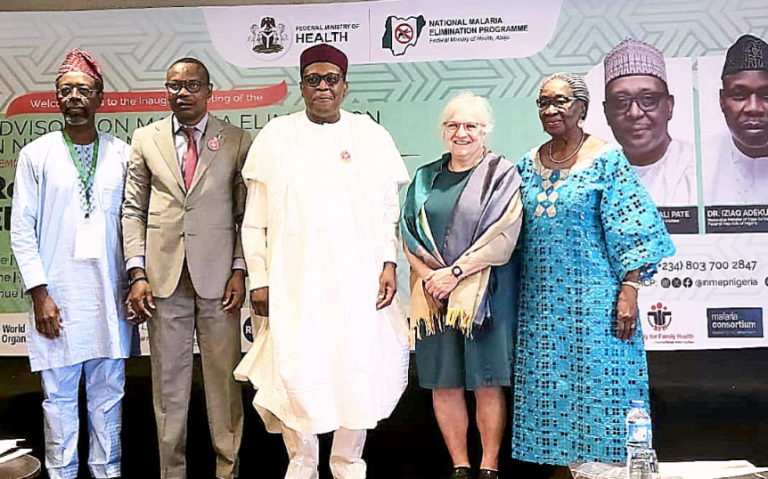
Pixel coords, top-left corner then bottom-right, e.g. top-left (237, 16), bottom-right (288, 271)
top-left (122, 57), bottom-right (251, 479)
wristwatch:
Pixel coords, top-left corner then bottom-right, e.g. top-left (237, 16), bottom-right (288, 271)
top-left (451, 265), bottom-right (463, 279)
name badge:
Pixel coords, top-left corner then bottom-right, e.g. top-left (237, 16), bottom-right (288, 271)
top-left (75, 217), bottom-right (105, 261)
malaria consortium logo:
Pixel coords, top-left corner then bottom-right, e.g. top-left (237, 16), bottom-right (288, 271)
top-left (647, 302), bottom-right (672, 331)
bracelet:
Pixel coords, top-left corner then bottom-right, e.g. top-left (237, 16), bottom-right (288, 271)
top-left (622, 280), bottom-right (641, 291)
top-left (129, 276), bottom-right (149, 287)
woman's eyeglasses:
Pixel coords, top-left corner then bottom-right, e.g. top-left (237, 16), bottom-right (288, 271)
top-left (443, 121), bottom-right (482, 133)
top-left (536, 96), bottom-right (578, 111)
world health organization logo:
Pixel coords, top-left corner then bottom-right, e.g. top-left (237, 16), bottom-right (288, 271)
top-left (248, 16), bottom-right (292, 59)
top-left (382, 15), bottom-right (426, 56)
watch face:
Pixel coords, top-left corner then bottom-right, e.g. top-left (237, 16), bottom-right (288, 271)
top-left (452, 266), bottom-right (462, 277)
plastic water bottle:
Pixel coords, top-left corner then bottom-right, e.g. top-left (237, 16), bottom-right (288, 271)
top-left (626, 400), bottom-right (658, 479)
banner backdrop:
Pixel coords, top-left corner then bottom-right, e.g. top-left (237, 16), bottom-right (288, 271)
top-left (1, 0), bottom-right (768, 356)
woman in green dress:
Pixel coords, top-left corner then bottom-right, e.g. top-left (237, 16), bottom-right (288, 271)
top-left (401, 92), bottom-right (523, 479)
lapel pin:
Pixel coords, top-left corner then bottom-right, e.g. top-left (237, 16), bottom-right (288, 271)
top-left (340, 150), bottom-right (351, 163)
top-left (208, 135), bottom-right (221, 152)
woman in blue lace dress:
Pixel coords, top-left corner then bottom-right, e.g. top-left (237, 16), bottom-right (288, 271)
top-left (511, 72), bottom-right (675, 479)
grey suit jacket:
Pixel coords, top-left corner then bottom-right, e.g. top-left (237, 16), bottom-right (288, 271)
top-left (122, 114), bottom-right (251, 299)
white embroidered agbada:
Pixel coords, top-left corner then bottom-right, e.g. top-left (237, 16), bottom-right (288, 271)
top-left (704, 133), bottom-right (768, 205)
top-left (11, 131), bottom-right (133, 372)
top-left (234, 110), bottom-right (410, 435)
top-left (632, 139), bottom-right (697, 206)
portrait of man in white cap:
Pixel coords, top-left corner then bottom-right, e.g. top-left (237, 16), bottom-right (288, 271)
top-left (602, 38), bottom-right (697, 206)
top-left (703, 34), bottom-right (768, 205)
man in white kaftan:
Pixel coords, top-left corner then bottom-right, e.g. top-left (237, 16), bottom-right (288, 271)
top-left (704, 133), bottom-right (768, 204)
top-left (633, 139), bottom-right (696, 205)
top-left (234, 44), bottom-right (410, 479)
top-left (603, 38), bottom-right (698, 206)
top-left (10, 49), bottom-right (133, 479)
top-left (703, 34), bottom-right (768, 205)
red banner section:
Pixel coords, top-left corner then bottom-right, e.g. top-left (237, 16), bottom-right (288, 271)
top-left (5, 82), bottom-right (288, 118)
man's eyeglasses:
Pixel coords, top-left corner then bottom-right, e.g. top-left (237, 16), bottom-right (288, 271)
top-left (57, 86), bottom-right (101, 98)
top-left (536, 96), bottom-right (579, 111)
top-left (165, 80), bottom-right (205, 94)
top-left (443, 121), bottom-right (482, 134)
top-left (604, 93), bottom-right (668, 114)
top-left (302, 73), bottom-right (343, 88)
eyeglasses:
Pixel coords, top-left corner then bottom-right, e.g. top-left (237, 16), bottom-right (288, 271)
top-left (536, 96), bottom-right (579, 111)
top-left (604, 93), bottom-right (668, 114)
top-left (443, 121), bottom-right (483, 133)
top-left (57, 86), bottom-right (101, 98)
top-left (302, 73), bottom-right (343, 88)
top-left (165, 80), bottom-right (205, 94)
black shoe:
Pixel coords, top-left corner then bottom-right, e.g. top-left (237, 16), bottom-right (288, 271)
top-left (478, 469), bottom-right (499, 479)
top-left (450, 466), bottom-right (473, 479)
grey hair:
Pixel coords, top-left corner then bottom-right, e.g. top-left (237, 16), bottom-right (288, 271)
top-left (440, 91), bottom-right (494, 137)
top-left (541, 71), bottom-right (590, 118)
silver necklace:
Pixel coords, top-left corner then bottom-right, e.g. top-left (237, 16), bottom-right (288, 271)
top-left (548, 130), bottom-right (585, 164)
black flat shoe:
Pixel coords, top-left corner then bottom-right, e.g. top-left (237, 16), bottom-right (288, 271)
top-left (478, 469), bottom-right (499, 479)
top-left (450, 466), bottom-right (473, 479)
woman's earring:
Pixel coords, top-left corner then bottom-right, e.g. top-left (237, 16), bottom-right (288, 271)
top-left (577, 119), bottom-right (585, 128)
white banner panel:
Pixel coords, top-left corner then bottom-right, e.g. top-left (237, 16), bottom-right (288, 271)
top-left (203, 0), bottom-right (563, 68)
top-left (639, 235), bottom-right (768, 350)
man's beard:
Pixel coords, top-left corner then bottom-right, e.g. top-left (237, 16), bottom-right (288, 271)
top-left (64, 112), bottom-right (89, 126)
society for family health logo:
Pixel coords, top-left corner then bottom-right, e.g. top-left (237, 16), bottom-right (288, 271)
top-left (382, 15), bottom-right (426, 56)
top-left (647, 302), bottom-right (672, 331)
top-left (248, 16), bottom-right (292, 59)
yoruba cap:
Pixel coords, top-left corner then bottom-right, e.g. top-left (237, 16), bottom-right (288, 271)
top-left (57, 48), bottom-right (104, 85)
top-left (722, 34), bottom-right (768, 79)
top-left (604, 38), bottom-right (667, 84)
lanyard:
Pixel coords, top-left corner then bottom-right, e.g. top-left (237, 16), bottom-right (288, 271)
top-left (63, 130), bottom-right (100, 218)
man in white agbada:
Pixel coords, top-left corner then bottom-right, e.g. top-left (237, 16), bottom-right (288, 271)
top-left (704, 34), bottom-right (768, 205)
top-left (234, 43), bottom-right (410, 479)
top-left (603, 38), bottom-right (697, 206)
top-left (10, 48), bottom-right (133, 479)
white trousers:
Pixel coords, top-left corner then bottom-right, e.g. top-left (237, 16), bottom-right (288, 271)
top-left (281, 424), bottom-right (367, 479)
top-left (40, 358), bottom-right (125, 479)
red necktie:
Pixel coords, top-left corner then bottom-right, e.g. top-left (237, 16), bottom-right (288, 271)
top-left (182, 127), bottom-right (197, 190)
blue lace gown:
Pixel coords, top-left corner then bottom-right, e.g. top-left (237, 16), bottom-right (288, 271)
top-left (511, 144), bottom-right (675, 466)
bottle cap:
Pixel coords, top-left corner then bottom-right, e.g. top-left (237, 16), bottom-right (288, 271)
top-left (630, 399), bottom-right (645, 407)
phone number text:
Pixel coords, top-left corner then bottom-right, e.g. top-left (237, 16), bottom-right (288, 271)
top-left (659, 260), bottom-right (758, 272)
